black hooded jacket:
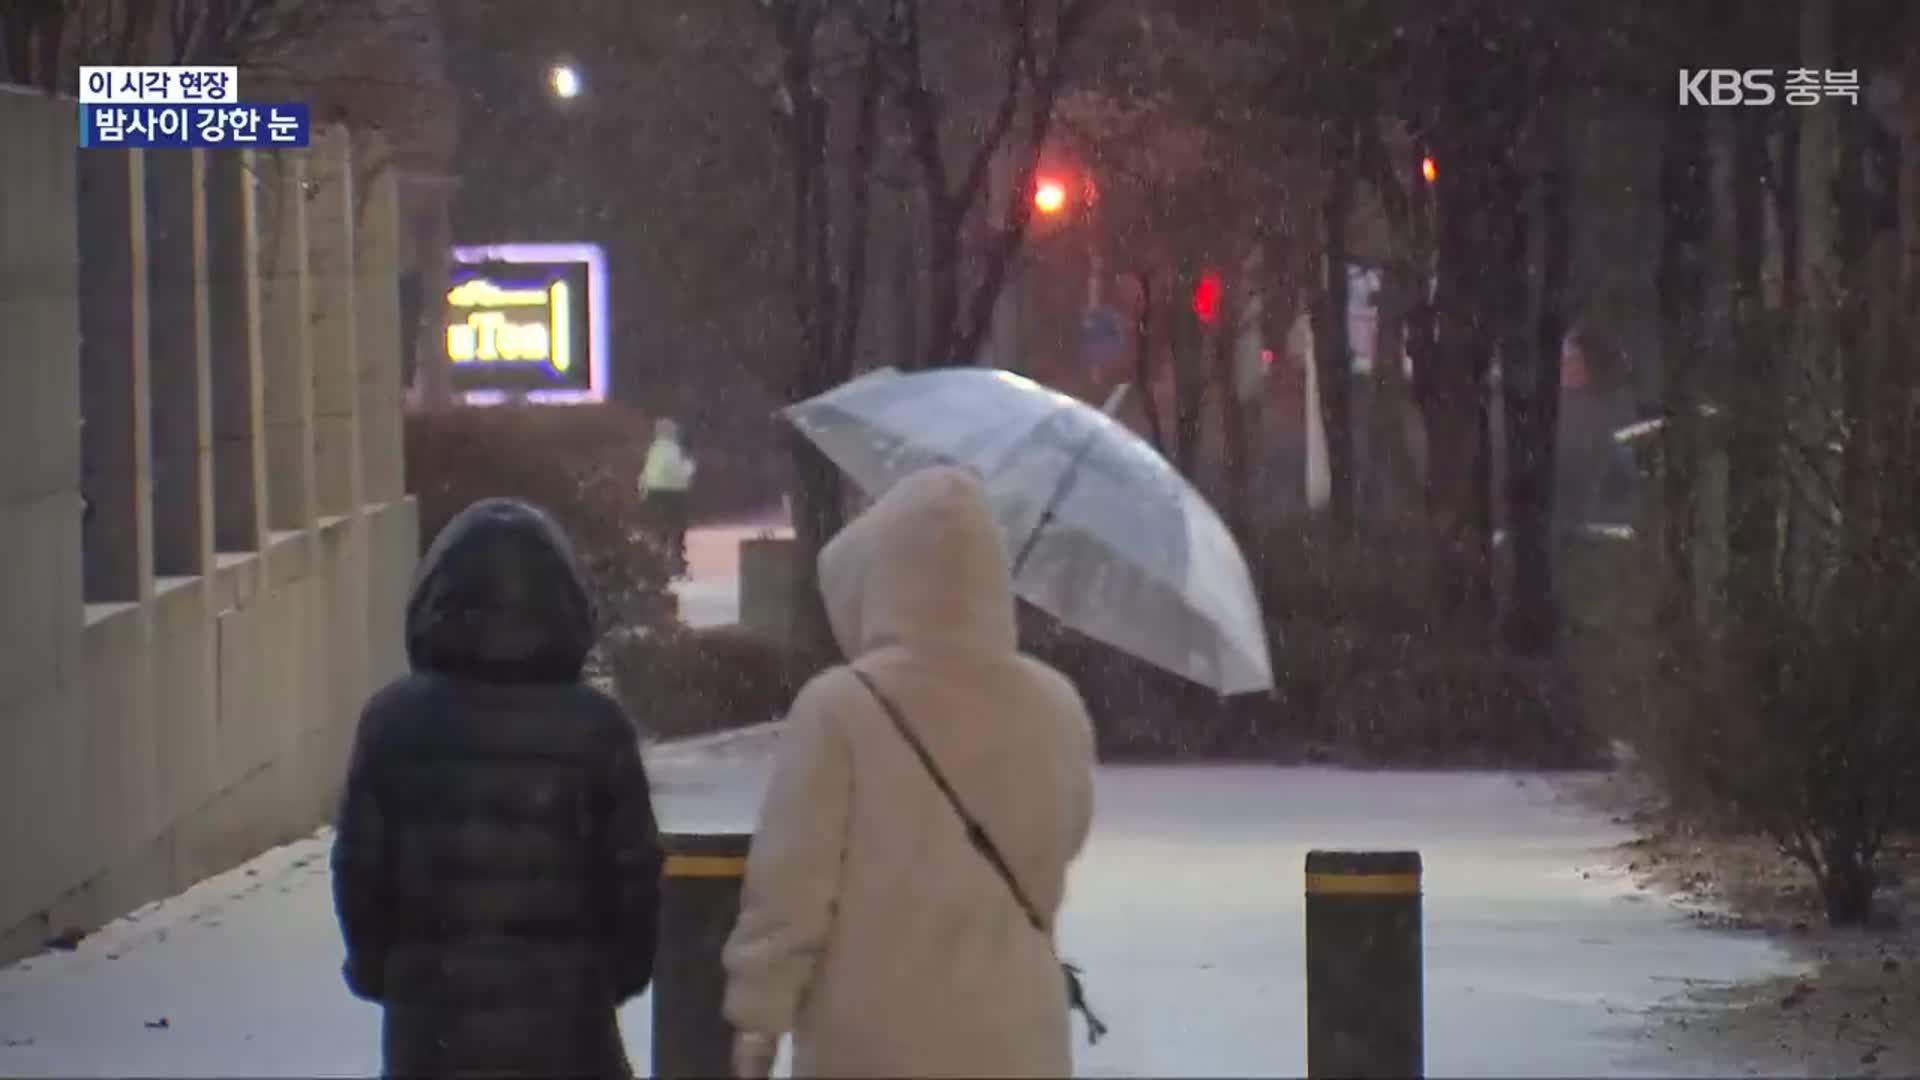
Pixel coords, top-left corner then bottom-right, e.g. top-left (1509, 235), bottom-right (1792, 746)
top-left (331, 498), bottom-right (662, 1079)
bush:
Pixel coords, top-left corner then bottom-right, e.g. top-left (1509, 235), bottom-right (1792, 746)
top-left (1283, 511), bottom-right (1604, 768)
top-left (405, 403), bottom-right (678, 637)
top-left (1026, 501), bottom-right (1605, 767)
top-left (604, 625), bottom-right (797, 741)
top-left (1015, 601), bottom-right (1306, 760)
top-left (1580, 517), bottom-right (1920, 927)
top-left (1646, 580), bottom-right (1920, 926)
top-left (1322, 650), bottom-right (1596, 768)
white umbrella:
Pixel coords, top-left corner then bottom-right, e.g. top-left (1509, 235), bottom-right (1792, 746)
top-left (782, 366), bottom-right (1273, 695)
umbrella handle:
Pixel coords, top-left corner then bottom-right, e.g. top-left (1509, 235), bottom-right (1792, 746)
top-left (1010, 383), bottom-right (1131, 580)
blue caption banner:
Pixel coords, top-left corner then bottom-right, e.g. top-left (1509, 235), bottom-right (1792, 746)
top-left (80, 103), bottom-right (310, 149)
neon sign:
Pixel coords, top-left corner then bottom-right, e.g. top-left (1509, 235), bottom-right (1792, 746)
top-left (443, 243), bottom-right (608, 405)
top-left (446, 280), bottom-right (569, 368)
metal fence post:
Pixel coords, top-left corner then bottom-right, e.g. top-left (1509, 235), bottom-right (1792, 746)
top-left (1305, 849), bottom-right (1423, 1079)
top-left (653, 831), bottom-right (752, 1080)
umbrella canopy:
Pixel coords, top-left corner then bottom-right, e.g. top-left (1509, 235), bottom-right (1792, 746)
top-left (783, 366), bottom-right (1273, 695)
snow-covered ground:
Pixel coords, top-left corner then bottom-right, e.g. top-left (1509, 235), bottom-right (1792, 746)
top-left (0, 721), bottom-right (1804, 1078)
top-left (672, 516), bottom-right (790, 629)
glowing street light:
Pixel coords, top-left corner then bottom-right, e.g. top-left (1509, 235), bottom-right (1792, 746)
top-left (1033, 177), bottom-right (1068, 215)
top-left (549, 63), bottom-right (582, 100)
top-left (1420, 155), bottom-right (1437, 183)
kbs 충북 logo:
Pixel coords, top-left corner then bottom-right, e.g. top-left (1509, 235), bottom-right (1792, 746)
top-left (1678, 68), bottom-right (1859, 107)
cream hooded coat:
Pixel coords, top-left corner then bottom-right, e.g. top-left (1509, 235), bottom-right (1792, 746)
top-left (722, 466), bottom-right (1097, 1078)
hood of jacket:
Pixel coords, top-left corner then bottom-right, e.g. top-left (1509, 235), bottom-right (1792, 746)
top-left (406, 497), bottom-right (595, 683)
top-left (817, 465), bottom-right (1017, 660)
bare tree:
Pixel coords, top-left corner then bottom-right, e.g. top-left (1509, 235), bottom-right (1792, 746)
top-left (1053, 17), bottom-right (1314, 509)
top-left (0, 0), bottom-right (65, 86)
top-left (1499, 24), bottom-right (1572, 655)
top-left (1626, 0), bottom-right (1920, 928)
top-left (748, 0), bottom-right (1108, 661)
top-left (753, 0), bottom-right (887, 665)
top-left (1309, 118), bottom-right (1357, 538)
top-left (0, 0), bottom-right (364, 90)
top-left (870, 0), bottom-right (1103, 367)
top-left (1353, 116), bottom-right (1429, 516)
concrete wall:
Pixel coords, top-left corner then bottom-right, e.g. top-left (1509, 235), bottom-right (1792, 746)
top-left (0, 88), bottom-right (417, 963)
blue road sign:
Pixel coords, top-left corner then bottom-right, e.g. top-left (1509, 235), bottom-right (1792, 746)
top-left (1081, 306), bottom-right (1126, 363)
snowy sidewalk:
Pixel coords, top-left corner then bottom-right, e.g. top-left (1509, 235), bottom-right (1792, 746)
top-left (672, 513), bottom-right (791, 630)
top-left (0, 725), bottom-right (1803, 1077)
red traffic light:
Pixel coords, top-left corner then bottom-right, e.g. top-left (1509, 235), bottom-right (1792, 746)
top-left (1192, 270), bottom-right (1223, 325)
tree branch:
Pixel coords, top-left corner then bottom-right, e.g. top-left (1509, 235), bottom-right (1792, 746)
top-left (951, 2), bottom-right (1034, 216)
top-left (1354, 116), bottom-right (1412, 255)
top-left (0, 0), bottom-right (65, 88)
top-left (949, 0), bottom-right (1101, 365)
top-left (835, 40), bottom-right (885, 366)
top-left (166, 0), bottom-right (205, 63)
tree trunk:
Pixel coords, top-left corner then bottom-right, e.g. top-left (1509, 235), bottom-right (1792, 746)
top-left (0, 2), bottom-right (41, 84)
top-left (1785, 0), bottom-right (1841, 611)
top-left (1657, 97), bottom-right (1709, 634)
top-left (1831, 95), bottom-right (1888, 580)
top-left (1214, 286), bottom-right (1251, 541)
top-left (922, 198), bottom-right (963, 368)
top-left (1170, 261), bottom-right (1206, 479)
top-left (771, 10), bottom-right (861, 673)
top-left (1354, 122), bottom-right (1425, 515)
top-left (1426, 12), bottom-right (1498, 637)
top-left (1902, 15), bottom-right (1920, 327)
top-left (892, 225), bottom-right (918, 364)
top-left (1895, 5), bottom-right (1920, 534)
top-left (0, 0), bottom-right (65, 89)
top-left (1132, 272), bottom-right (1167, 453)
top-left (1723, 108), bottom-right (1779, 626)
top-left (1773, 112), bottom-right (1801, 312)
top-left (0, 0), bottom-right (66, 89)
top-left (1504, 103), bottom-right (1570, 655)
top-left (1816, 842), bottom-right (1879, 927)
top-left (1312, 134), bottom-right (1358, 538)
top-left (1366, 265), bottom-right (1421, 515)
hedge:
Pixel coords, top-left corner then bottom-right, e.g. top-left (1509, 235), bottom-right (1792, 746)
top-left (405, 403), bottom-right (677, 636)
top-left (604, 625), bottom-right (796, 741)
top-left (1024, 505), bottom-right (1605, 767)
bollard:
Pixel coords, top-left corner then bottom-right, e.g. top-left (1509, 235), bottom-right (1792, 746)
top-left (738, 537), bottom-right (796, 647)
top-left (1305, 849), bottom-right (1423, 1079)
top-left (653, 831), bottom-right (752, 1080)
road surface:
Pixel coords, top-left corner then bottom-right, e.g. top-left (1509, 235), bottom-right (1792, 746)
top-left (0, 722), bottom-right (1801, 1077)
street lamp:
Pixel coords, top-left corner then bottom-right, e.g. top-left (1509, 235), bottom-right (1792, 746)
top-left (549, 63), bottom-right (582, 100)
top-left (1033, 177), bottom-right (1068, 215)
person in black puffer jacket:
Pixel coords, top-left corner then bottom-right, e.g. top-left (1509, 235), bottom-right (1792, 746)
top-left (331, 497), bottom-right (663, 1079)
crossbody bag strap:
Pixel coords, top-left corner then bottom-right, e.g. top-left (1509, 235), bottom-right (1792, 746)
top-left (850, 667), bottom-right (1110, 1045)
top-left (849, 668), bottom-right (1048, 935)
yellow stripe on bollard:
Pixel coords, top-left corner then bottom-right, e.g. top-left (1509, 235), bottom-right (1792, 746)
top-left (664, 854), bottom-right (748, 878)
top-left (1304, 871), bottom-right (1422, 896)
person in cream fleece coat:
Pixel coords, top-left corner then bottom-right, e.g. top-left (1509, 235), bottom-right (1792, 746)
top-left (722, 464), bottom-right (1098, 1079)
